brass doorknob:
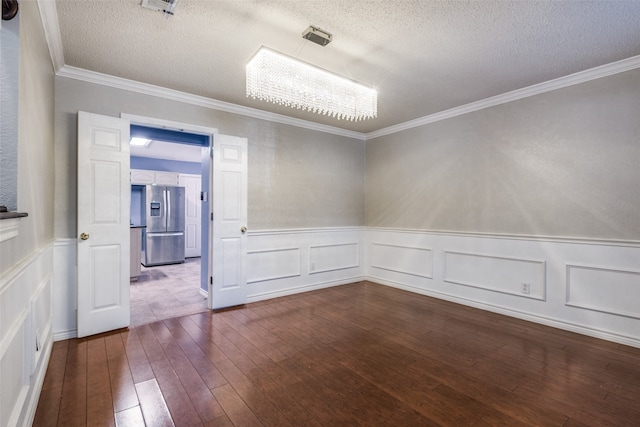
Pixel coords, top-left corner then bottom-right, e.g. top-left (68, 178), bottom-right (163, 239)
top-left (80, 232), bottom-right (90, 240)
top-left (240, 227), bottom-right (247, 233)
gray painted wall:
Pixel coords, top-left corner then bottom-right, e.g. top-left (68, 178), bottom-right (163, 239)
top-left (0, 5), bottom-right (55, 426)
top-left (0, 16), bottom-right (20, 211)
top-left (54, 78), bottom-right (365, 238)
top-left (0, 1), bottom-right (55, 272)
top-left (366, 68), bottom-right (640, 241)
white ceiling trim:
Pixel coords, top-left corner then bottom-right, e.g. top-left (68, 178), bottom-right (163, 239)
top-left (56, 65), bottom-right (367, 141)
top-left (38, 1), bottom-right (640, 142)
top-left (56, 55), bottom-right (640, 142)
top-left (36, 0), bottom-right (64, 73)
top-left (37, 1), bottom-right (366, 140)
top-left (366, 54), bottom-right (640, 140)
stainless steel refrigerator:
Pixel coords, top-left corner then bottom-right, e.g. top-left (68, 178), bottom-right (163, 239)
top-left (141, 185), bottom-right (186, 266)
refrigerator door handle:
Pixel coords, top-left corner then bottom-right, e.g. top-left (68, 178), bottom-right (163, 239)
top-left (146, 232), bottom-right (184, 237)
top-left (167, 189), bottom-right (171, 226)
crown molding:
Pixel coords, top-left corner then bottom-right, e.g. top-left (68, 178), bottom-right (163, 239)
top-left (36, 0), bottom-right (65, 73)
top-left (39, 0), bottom-right (640, 141)
top-left (56, 65), bottom-right (367, 141)
top-left (366, 54), bottom-right (640, 140)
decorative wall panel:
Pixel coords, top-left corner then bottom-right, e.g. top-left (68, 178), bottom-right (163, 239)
top-left (566, 264), bottom-right (640, 319)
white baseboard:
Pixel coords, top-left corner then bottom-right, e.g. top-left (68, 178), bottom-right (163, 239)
top-left (53, 329), bottom-right (77, 341)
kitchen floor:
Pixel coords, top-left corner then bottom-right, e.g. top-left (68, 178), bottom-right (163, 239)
top-left (130, 257), bottom-right (208, 327)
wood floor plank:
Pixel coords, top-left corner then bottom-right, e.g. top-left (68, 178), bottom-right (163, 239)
top-left (210, 384), bottom-right (262, 427)
top-left (135, 378), bottom-right (175, 427)
top-left (136, 323), bottom-right (168, 364)
top-left (150, 358), bottom-right (203, 426)
top-left (114, 405), bottom-right (146, 427)
top-left (230, 379), bottom-right (294, 427)
top-left (87, 338), bottom-right (111, 398)
top-left (157, 330), bottom-right (225, 423)
top-left (57, 340), bottom-right (87, 427)
top-left (103, 333), bottom-right (139, 413)
top-left (32, 384), bottom-right (63, 427)
top-left (120, 329), bottom-right (156, 384)
top-left (87, 391), bottom-right (115, 427)
top-left (40, 340), bottom-right (69, 391)
top-left (34, 281), bottom-right (640, 427)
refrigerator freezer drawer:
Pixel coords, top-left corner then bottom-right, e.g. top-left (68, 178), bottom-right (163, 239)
top-left (143, 232), bottom-right (185, 266)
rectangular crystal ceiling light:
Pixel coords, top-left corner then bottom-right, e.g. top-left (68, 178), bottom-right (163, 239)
top-left (246, 47), bottom-right (377, 122)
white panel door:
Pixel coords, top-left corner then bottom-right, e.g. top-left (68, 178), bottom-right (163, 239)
top-left (179, 173), bottom-right (202, 258)
top-left (210, 134), bottom-right (248, 309)
top-left (77, 111), bottom-right (130, 338)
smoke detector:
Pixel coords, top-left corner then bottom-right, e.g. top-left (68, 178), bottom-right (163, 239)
top-left (141, 0), bottom-right (179, 16)
top-left (302, 26), bottom-right (332, 47)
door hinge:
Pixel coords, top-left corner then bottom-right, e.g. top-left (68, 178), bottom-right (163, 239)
top-left (209, 276), bottom-right (213, 285)
top-left (210, 146), bottom-right (214, 158)
top-left (210, 212), bottom-right (214, 221)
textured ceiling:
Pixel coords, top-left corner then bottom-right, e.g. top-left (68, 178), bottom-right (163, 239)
top-left (55, 0), bottom-right (640, 133)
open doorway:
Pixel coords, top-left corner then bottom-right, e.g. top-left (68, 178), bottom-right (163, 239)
top-left (128, 124), bottom-right (210, 326)
top-left (76, 111), bottom-right (247, 337)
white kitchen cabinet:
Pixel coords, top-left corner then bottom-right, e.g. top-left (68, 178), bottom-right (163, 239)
top-left (154, 171), bottom-right (179, 185)
top-left (130, 169), bottom-right (179, 185)
top-left (130, 227), bottom-right (142, 281)
top-left (130, 169), bottom-right (155, 184)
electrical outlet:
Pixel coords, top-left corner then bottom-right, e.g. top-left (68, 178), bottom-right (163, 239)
top-left (521, 283), bottom-right (531, 294)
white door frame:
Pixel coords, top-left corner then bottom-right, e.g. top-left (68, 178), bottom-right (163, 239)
top-left (121, 113), bottom-right (218, 303)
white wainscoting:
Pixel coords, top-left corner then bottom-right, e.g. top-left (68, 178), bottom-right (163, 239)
top-left (566, 264), bottom-right (640, 320)
top-left (371, 242), bottom-right (433, 278)
top-left (246, 228), bottom-right (365, 302)
top-left (50, 229), bottom-right (640, 349)
top-left (444, 251), bottom-right (546, 300)
top-left (366, 229), bottom-right (640, 348)
top-left (0, 243), bottom-right (54, 427)
top-left (309, 243), bottom-right (359, 274)
top-left (53, 239), bottom-right (77, 341)
top-left (247, 247), bottom-right (301, 283)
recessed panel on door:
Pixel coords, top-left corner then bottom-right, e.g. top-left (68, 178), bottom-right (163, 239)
top-left (222, 237), bottom-right (240, 289)
top-left (222, 172), bottom-right (241, 221)
top-left (221, 145), bottom-right (241, 162)
top-left (92, 161), bottom-right (121, 224)
top-left (92, 128), bottom-right (120, 149)
top-left (91, 245), bottom-right (121, 310)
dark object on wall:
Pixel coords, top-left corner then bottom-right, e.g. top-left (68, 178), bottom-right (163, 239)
top-left (2, 0), bottom-right (18, 21)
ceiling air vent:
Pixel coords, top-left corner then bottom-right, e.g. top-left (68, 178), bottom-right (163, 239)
top-left (302, 26), bottom-right (332, 47)
top-left (141, 0), bottom-right (179, 16)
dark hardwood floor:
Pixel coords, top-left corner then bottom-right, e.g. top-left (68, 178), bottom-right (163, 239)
top-left (34, 281), bottom-right (640, 426)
